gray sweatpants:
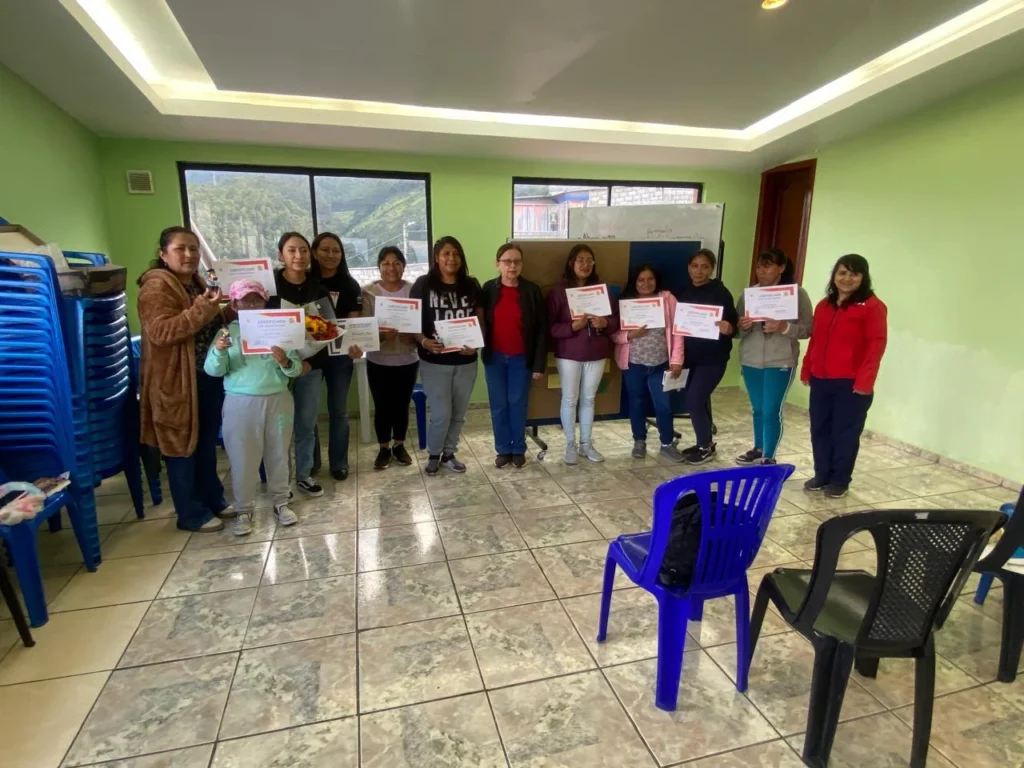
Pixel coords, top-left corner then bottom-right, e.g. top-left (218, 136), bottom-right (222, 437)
top-left (419, 360), bottom-right (478, 456)
top-left (222, 391), bottom-right (294, 513)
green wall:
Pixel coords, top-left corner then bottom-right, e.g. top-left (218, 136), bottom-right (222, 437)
top-left (0, 63), bottom-right (108, 252)
top-left (97, 138), bottom-right (760, 399)
top-left (793, 69), bottom-right (1024, 480)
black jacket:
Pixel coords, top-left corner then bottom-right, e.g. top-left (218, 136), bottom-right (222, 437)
top-left (675, 278), bottom-right (738, 366)
top-left (480, 277), bottom-right (547, 374)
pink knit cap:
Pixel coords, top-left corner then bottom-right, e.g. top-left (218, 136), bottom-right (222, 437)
top-left (228, 279), bottom-right (269, 301)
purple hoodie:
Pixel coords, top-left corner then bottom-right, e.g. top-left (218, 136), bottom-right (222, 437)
top-left (546, 280), bottom-right (620, 362)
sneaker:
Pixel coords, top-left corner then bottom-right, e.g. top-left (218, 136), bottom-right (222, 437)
top-left (684, 444), bottom-right (717, 465)
top-left (760, 458), bottom-right (778, 465)
top-left (579, 441), bottom-right (604, 463)
top-left (441, 453), bottom-right (466, 473)
top-left (391, 444), bottom-right (413, 466)
top-left (632, 440), bottom-right (647, 459)
top-left (803, 477), bottom-right (829, 492)
top-left (274, 503), bottom-right (298, 526)
top-left (331, 468), bottom-right (349, 481)
top-left (296, 478), bottom-right (324, 497)
top-left (512, 454), bottom-right (526, 469)
top-left (214, 505), bottom-right (238, 519)
top-left (680, 444), bottom-right (701, 457)
top-left (735, 448), bottom-right (763, 465)
top-left (825, 484), bottom-right (849, 499)
top-left (374, 447), bottom-right (392, 470)
top-left (563, 443), bottom-right (578, 465)
top-left (192, 517), bottom-right (225, 533)
top-left (495, 454), bottom-right (513, 469)
top-left (660, 444), bottom-right (687, 463)
top-left (232, 512), bottom-right (253, 536)
top-left (425, 456), bottom-right (441, 476)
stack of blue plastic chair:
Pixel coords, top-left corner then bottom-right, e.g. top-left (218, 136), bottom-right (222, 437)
top-left (0, 251), bottom-right (100, 626)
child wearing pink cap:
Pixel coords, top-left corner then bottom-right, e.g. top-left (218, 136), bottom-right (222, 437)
top-left (204, 279), bottom-right (302, 535)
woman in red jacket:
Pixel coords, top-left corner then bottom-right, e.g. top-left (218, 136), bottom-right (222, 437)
top-left (800, 254), bottom-right (887, 498)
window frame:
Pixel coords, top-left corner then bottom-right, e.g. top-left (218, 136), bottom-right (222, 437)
top-left (510, 176), bottom-right (704, 239)
top-left (177, 161), bottom-right (433, 266)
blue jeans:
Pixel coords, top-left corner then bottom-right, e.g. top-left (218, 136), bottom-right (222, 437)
top-left (292, 368), bottom-right (323, 480)
top-left (164, 371), bottom-right (227, 530)
top-left (741, 366), bottom-right (796, 460)
top-left (323, 355), bottom-right (354, 472)
top-left (484, 353), bottom-right (531, 455)
top-left (623, 362), bottom-right (674, 445)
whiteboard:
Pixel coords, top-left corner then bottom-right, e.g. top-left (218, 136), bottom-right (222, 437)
top-left (568, 203), bottom-right (724, 251)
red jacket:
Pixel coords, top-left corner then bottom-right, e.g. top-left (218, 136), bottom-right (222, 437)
top-left (800, 295), bottom-right (887, 394)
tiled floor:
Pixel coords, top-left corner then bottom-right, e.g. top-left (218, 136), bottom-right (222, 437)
top-left (2, 387), bottom-right (1022, 767)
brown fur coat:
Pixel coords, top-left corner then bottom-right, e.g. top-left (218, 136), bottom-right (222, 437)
top-left (137, 269), bottom-right (222, 457)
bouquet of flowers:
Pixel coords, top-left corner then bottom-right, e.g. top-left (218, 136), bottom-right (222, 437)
top-left (299, 313), bottom-right (343, 358)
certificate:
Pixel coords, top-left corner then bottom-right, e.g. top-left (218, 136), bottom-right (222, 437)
top-left (672, 303), bottom-right (723, 340)
top-left (744, 285), bottom-right (799, 321)
top-left (619, 297), bottom-right (665, 330)
top-left (238, 308), bottom-right (305, 354)
top-left (662, 369), bottom-right (690, 392)
top-left (434, 316), bottom-right (485, 353)
top-left (210, 258), bottom-right (276, 296)
top-left (375, 297), bottom-right (422, 334)
top-left (330, 317), bottom-right (381, 356)
top-left (566, 284), bottom-right (612, 318)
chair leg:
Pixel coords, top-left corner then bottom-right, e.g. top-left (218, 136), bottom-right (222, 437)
top-left (0, 564), bottom-right (34, 646)
top-left (854, 656), bottom-right (879, 678)
top-left (975, 573), bottom-right (995, 605)
top-left (735, 588), bottom-right (751, 692)
top-left (596, 555), bottom-right (617, 642)
top-left (7, 524), bottom-right (48, 628)
top-left (998, 577), bottom-right (1024, 683)
top-left (911, 637), bottom-right (936, 768)
top-left (689, 598), bottom-right (704, 622)
top-left (748, 582), bottom-right (770, 665)
top-left (259, 461), bottom-right (267, 484)
top-left (47, 513), bottom-right (62, 533)
top-left (655, 595), bottom-right (689, 711)
top-left (802, 640), bottom-right (855, 768)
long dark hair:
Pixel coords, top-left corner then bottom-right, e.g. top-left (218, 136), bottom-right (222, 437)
top-left (756, 248), bottom-right (795, 285)
top-left (826, 254), bottom-right (875, 306)
top-left (150, 226), bottom-right (197, 271)
top-left (427, 235), bottom-right (475, 294)
top-left (619, 262), bottom-right (661, 300)
top-left (310, 232), bottom-right (350, 279)
top-left (563, 243), bottom-right (601, 286)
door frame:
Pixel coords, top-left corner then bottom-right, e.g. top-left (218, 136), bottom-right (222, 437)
top-left (750, 159), bottom-right (817, 285)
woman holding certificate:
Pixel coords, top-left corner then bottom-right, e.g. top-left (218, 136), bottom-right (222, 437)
top-left (361, 246), bottom-right (419, 471)
top-left (546, 243), bottom-right (619, 464)
top-left (801, 255), bottom-right (887, 498)
top-left (613, 264), bottom-right (687, 462)
top-left (676, 248), bottom-right (737, 465)
top-left (410, 236), bottom-right (483, 476)
top-left (481, 243), bottom-right (546, 469)
top-left (735, 249), bottom-right (813, 466)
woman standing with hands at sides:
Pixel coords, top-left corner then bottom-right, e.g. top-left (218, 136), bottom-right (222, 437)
top-left (137, 226), bottom-right (232, 532)
top-left (612, 264), bottom-right (687, 462)
top-left (735, 249), bottom-right (813, 465)
top-left (547, 243), bottom-right (619, 464)
top-left (481, 243), bottom-right (546, 469)
top-left (361, 246), bottom-right (419, 470)
top-left (310, 232), bottom-right (362, 481)
top-left (801, 255), bottom-right (887, 498)
top-left (676, 248), bottom-right (737, 465)
top-left (410, 236), bottom-right (483, 476)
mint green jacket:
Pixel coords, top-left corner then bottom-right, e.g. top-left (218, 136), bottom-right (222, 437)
top-left (203, 322), bottom-right (302, 395)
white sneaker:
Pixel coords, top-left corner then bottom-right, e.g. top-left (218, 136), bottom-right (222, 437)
top-left (579, 441), bottom-right (605, 463)
top-left (563, 443), bottom-right (578, 465)
top-left (233, 512), bottom-right (253, 536)
top-left (195, 517), bottom-right (225, 532)
top-left (274, 503), bottom-right (298, 526)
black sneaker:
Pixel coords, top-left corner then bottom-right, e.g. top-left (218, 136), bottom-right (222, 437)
top-left (512, 454), bottom-right (527, 469)
top-left (825, 484), bottom-right (849, 499)
top-left (331, 468), bottom-right (349, 481)
top-left (424, 455), bottom-right (441, 476)
top-left (804, 477), bottom-right (829, 492)
top-left (391, 444), bottom-right (413, 466)
top-left (680, 444), bottom-right (701, 457)
top-left (373, 447), bottom-right (392, 471)
top-left (441, 453), bottom-right (467, 473)
top-left (297, 478), bottom-right (324, 497)
top-left (760, 458), bottom-right (778, 465)
top-left (495, 454), bottom-right (513, 469)
top-left (735, 448), bottom-right (763, 465)
top-left (684, 445), bottom-right (717, 465)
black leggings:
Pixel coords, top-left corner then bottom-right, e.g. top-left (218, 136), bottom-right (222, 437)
top-left (366, 360), bottom-right (419, 444)
top-left (685, 362), bottom-right (727, 447)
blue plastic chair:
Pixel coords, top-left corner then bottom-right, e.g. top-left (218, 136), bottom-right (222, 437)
top-left (598, 463), bottom-right (795, 710)
top-left (412, 384), bottom-right (427, 450)
top-left (975, 499), bottom-right (1022, 605)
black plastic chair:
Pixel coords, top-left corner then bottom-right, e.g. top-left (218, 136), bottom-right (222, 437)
top-left (0, 558), bottom-right (34, 648)
top-left (973, 485), bottom-right (1024, 683)
top-left (749, 508), bottom-right (1004, 768)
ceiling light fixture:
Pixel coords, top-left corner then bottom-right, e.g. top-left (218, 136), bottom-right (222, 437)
top-left (761, 0), bottom-right (789, 9)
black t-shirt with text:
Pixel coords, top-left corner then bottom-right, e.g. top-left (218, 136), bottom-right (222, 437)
top-left (409, 274), bottom-right (481, 365)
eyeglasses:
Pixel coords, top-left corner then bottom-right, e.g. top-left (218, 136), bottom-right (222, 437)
top-left (575, 258), bottom-right (595, 266)
top-left (498, 259), bottom-right (522, 267)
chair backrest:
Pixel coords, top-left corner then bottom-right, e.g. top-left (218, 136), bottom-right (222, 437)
top-left (796, 508), bottom-right (1004, 652)
top-left (643, 464), bottom-right (795, 595)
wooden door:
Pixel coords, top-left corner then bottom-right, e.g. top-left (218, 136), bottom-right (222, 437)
top-left (750, 160), bottom-right (816, 285)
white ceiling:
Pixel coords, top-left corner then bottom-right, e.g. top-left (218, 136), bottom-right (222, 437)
top-left (2, 0), bottom-right (1023, 171)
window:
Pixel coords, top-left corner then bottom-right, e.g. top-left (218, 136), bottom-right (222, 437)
top-left (512, 178), bottom-right (701, 239)
top-left (180, 163), bottom-right (432, 284)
